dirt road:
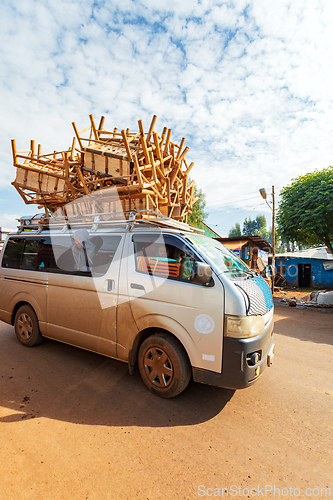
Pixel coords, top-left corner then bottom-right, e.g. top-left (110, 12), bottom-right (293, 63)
top-left (0, 306), bottom-right (332, 499)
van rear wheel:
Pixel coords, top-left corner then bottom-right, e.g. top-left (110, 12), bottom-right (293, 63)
top-left (14, 305), bottom-right (43, 347)
top-left (138, 333), bottom-right (191, 398)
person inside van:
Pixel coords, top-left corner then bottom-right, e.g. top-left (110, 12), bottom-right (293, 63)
top-left (72, 229), bottom-right (95, 272)
top-left (150, 244), bottom-right (178, 263)
top-left (136, 242), bottom-right (180, 277)
top-left (35, 239), bottom-right (56, 270)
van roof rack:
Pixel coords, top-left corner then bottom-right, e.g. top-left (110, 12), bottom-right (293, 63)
top-left (130, 211), bottom-right (204, 233)
top-left (17, 214), bottom-right (49, 233)
top-left (17, 210), bottom-right (204, 234)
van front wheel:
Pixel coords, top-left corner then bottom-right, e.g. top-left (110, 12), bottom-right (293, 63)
top-left (14, 305), bottom-right (43, 347)
top-left (138, 333), bottom-right (191, 398)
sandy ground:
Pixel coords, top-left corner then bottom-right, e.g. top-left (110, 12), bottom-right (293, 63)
top-left (0, 306), bottom-right (332, 499)
top-left (273, 287), bottom-right (316, 301)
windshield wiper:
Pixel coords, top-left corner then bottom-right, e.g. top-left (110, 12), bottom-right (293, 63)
top-left (244, 269), bottom-right (258, 278)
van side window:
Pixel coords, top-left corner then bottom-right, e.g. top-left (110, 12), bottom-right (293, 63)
top-left (132, 234), bottom-right (198, 282)
top-left (2, 238), bottom-right (25, 269)
top-left (23, 238), bottom-right (55, 270)
top-left (2, 235), bottom-right (121, 277)
top-left (90, 235), bottom-right (121, 276)
top-left (51, 235), bottom-right (121, 276)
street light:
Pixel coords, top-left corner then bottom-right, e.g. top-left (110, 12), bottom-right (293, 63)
top-left (259, 186), bottom-right (275, 293)
top-left (259, 188), bottom-right (267, 200)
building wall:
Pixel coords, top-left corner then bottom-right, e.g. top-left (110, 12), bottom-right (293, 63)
top-left (276, 256), bottom-right (333, 289)
top-left (0, 228), bottom-right (14, 241)
top-left (0, 228), bottom-right (15, 253)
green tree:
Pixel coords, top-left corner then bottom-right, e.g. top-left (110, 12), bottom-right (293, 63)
top-left (187, 182), bottom-right (208, 227)
top-left (229, 215), bottom-right (274, 243)
top-left (256, 215), bottom-right (267, 237)
top-left (228, 223), bottom-right (242, 237)
top-left (242, 215), bottom-right (267, 236)
top-left (277, 167), bottom-right (333, 253)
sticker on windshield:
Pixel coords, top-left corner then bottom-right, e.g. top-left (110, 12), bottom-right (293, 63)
top-left (195, 314), bottom-right (215, 334)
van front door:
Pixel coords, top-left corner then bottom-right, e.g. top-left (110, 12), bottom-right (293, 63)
top-left (125, 233), bottom-right (224, 374)
top-left (47, 233), bottom-right (123, 358)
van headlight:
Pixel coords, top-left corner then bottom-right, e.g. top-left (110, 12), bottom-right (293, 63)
top-left (225, 315), bottom-right (264, 339)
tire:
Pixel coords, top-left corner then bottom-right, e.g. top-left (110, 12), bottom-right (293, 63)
top-left (138, 333), bottom-right (191, 398)
top-left (14, 305), bottom-right (43, 347)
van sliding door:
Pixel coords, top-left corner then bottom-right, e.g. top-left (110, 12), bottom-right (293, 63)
top-left (46, 234), bottom-right (123, 358)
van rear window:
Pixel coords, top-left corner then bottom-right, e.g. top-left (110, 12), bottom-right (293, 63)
top-left (2, 238), bottom-right (25, 269)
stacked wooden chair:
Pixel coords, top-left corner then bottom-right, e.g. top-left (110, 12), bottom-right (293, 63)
top-left (11, 115), bottom-right (199, 222)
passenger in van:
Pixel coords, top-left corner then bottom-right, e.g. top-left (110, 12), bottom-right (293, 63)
top-left (72, 229), bottom-right (95, 272)
top-left (35, 239), bottom-right (56, 269)
top-left (150, 244), bottom-right (178, 263)
top-left (136, 243), bottom-right (180, 277)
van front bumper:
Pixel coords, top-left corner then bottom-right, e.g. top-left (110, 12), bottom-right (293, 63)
top-left (192, 319), bottom-right (274, 390)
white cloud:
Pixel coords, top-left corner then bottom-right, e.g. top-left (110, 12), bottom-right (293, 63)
top-left (0, 0), bottom-right (332, 234)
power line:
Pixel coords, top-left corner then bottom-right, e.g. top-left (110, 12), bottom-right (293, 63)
top-left (207, 187), bottom-right (283, 210)
top-left (210, 194), bottom-right (262, 209)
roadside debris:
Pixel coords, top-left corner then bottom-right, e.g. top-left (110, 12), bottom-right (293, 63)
top-left (275, 290), bottom-right (333, 308)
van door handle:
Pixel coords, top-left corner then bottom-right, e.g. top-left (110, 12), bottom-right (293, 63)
top-left (131, 283), bottom-right (145, 291)
top-left (104, 279), bottom-right (115, 291)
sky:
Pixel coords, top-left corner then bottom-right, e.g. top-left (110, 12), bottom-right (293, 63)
top-left (0, 0), bottom-right (332, 236)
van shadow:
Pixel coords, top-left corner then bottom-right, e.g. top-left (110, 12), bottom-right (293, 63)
top-left (0, 328), bottom-right (234, 427)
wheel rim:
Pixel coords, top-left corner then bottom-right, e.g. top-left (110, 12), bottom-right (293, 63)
top-left (143, 346), bottom-right (174, 388)
top-left (17, 313), bottom-right (33, 340)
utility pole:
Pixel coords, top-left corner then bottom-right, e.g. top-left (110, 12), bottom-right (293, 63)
top-left (271, 185), bottom-right (275, 293)
top-left (259, 186), bottom-right (276, 294)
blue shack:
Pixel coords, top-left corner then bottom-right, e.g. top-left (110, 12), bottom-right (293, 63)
top-left (275, 247), bottom-right (333, 289)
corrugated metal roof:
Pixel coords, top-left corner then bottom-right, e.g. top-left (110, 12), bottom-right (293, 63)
top-left (198, 222), bottom-right (222, 238)
top-left (216, 235), bottom-right (272, 252)
top-left (221, 240), bottom-right (249, 250)
top-left (276, 246), bottom-right (332, 260)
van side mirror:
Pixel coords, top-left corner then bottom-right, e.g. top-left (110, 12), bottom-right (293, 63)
top-left (191, 262), bottom-right (212, 286)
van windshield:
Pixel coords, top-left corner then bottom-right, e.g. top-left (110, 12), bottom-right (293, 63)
top-left (187, 234), bottom-right (255, 279)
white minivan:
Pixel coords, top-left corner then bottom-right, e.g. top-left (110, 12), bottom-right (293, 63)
top-left (0, 212), bottom-right (274, 398)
